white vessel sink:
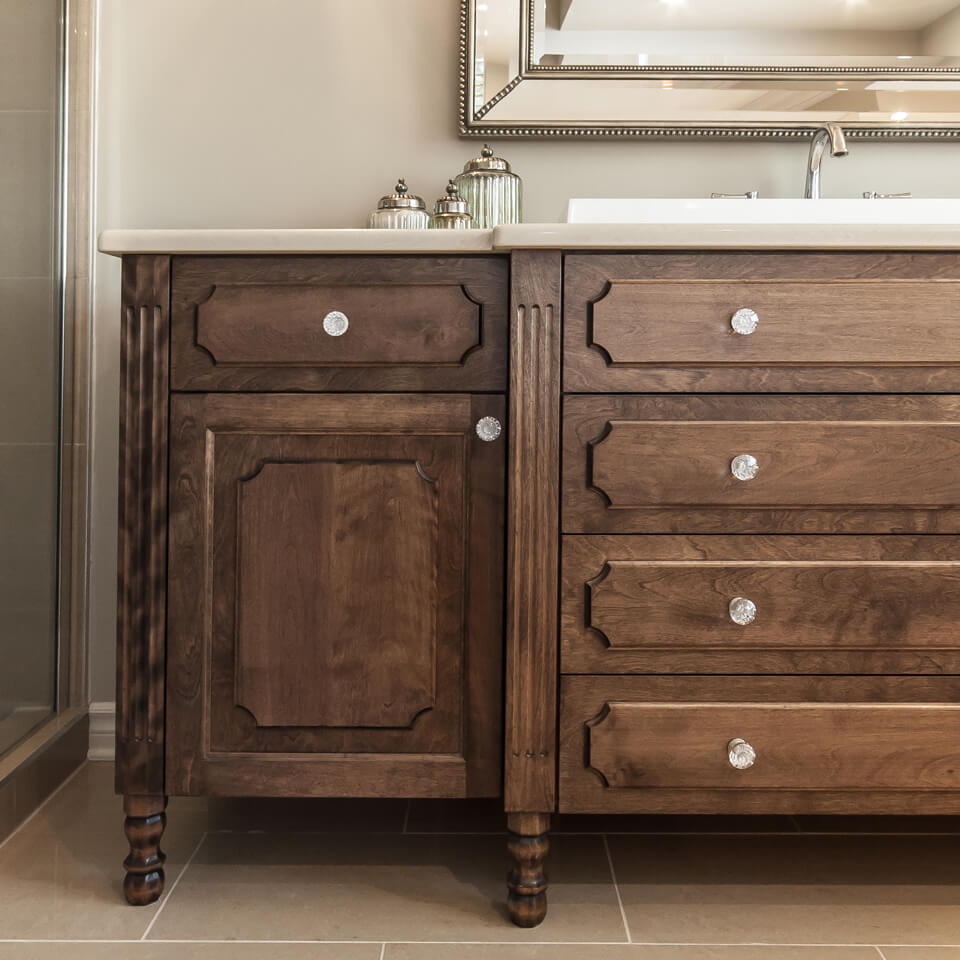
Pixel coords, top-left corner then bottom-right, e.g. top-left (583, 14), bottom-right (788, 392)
top-left (567, 198), bottom-right (960, 226)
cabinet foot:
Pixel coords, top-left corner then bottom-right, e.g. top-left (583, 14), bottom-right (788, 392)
top-left (123, 795), bottom-right (167, 905)
top-left (506, 812), bottom-right (550, 927)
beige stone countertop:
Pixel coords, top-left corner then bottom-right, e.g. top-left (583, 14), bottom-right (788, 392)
top-left (99, 222), bottom-right (960, 254)
top-left (496, 222), bottom-right (960, 249)
top-left (98, 228), bottom-right (496, 255)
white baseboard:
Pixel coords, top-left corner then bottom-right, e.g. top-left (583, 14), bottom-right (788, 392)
top-left (87, 701), bottom-right (116, 761)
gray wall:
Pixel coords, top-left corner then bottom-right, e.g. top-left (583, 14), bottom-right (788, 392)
top-left (89, 0), bottom-right (960, 700)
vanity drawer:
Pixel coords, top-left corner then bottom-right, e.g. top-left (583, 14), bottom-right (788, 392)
top-left (564, 394), bottom-right (960, 534)
top-left (562, 535), bottom-right (960, 675)
top-left (559, 676), bottom-right (960, 814)
top-left (564, 253), bottom-right (960, 393)
top-left (170, 255), bottom-right (507, 391)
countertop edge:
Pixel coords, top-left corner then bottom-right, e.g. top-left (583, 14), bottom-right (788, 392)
top-left (98, 223), bottom-right (960, 255)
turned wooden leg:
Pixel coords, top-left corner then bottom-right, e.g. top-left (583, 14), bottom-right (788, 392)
top-left (507, 812), bottom-right (550, 927)
top-left (123, 795), bottom-right (167, 905)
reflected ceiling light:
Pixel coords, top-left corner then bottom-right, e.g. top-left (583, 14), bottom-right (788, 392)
top-left (897, 55), bottom-right (914, 60)
top-left (661, 80), bottom-right (675, 88)
top-left (477, 3), bottom-right (489, 9)
top-left (891, 111), bottom-right (909, 121)
top-left (659, 0), bottom-right (685, 6)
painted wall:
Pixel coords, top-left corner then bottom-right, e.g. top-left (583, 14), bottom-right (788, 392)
top-left (89, 0), bottom-right (960, 700)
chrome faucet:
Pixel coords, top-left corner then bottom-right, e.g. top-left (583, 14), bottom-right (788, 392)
top-left (804, 123), bottom-right (848, 199)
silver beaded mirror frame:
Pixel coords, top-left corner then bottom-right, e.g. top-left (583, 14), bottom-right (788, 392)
top-left (460, 0), bottom-right (960, 139)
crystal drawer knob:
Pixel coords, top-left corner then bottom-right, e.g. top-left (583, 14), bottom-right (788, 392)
top-left (728, 596), bottom-right (757, 625)
top-left (727, 738), bottom-right (757, 770)
top-left (322, 310), bottom-right (349, 336)
top-left (476, 416), bottom-right (502, 442)
top-left (731, 308), bottom-right (759, 335)
top-left (730, 454), bottom-right (759, 481)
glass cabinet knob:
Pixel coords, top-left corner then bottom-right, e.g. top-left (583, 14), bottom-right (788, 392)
top-left (728, 596), bottom-right (757, 625)
top-left (730, 454), bottom-right (759, 481)
top-left (727, 738), bottom-right (757, 770)
top-left (731, 308), bottom-right (759, 335)
top-left (322, 310), bottom-right (349, 337)
top-left (476, 416), bottom-right (502, 442)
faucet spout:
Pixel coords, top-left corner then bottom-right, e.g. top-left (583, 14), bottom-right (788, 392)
top-left (804, 122), bottom-right (848, 199)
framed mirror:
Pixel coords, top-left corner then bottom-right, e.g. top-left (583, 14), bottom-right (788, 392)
top-left (460, 0), bottom-right (960, 138)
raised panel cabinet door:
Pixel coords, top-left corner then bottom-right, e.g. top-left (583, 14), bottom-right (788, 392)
top-left (166, 393), bottom-right (505, 798)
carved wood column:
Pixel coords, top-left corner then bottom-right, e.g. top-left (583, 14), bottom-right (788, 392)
top-left (116, 255), bottom-right (171, 897)
top-left (504, 250), bottom-right (561, 926)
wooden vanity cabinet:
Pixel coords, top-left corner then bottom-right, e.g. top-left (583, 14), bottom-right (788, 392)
top-left (116, 253), bottom-right (508, 906)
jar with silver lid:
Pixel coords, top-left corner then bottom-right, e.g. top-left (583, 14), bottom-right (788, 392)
top-left (368, 178), bottom-right (430, 229)
top-left (429, 180), bottom-right (474, 230)
top-left (454, 145), bottom-right (522, 228)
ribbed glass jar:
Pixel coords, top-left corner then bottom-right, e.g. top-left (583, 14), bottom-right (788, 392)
top-left (368, 208), bottom-right (430, 229)
top-left (429, 180), bottom-right (475, 229)
top-left (454, 145), bottom-right (522, 228)
top-left (367, 178), bottom-right (430, 229)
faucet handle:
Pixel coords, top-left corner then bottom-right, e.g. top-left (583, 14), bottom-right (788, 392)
top-left (710, 191), bottom-right (759, 199)
top-left (862, 191), bottom-right (913, 199)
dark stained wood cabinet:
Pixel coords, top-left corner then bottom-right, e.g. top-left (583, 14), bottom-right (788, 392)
top-left (114, 243), bottom-right (960, 929)
top-left (116, 253), bottom-right (508, 907)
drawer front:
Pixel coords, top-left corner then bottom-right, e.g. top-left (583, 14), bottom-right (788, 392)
top-left (560, 676), bottom-right (960, 814)
top-left (171, 255), bottom-right (507, 391)
top-left (564, 394), bottom-right (960, 533)
top-left (564, 253), bottom-right (960, 393)
top-left (562, 535), bottom-right (960, 675)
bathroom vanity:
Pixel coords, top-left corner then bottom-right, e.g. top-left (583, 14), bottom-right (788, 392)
top-left (103, 223), bottom-right (960, 927)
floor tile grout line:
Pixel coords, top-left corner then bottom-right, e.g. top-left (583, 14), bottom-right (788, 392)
top-left (139, 830), bottom-right (208, 942)
top-left (602, 832), bottom-right (633, 944)
top-left (1, 939), bottom-right (949, 947)
top-left (202, 827), bottom-right (960, 838)
top-left (0, 761), bottom-right (87, 854)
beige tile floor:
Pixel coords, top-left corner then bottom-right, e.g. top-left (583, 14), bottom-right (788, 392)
top-left (1, 763), bottom-right (960, 958)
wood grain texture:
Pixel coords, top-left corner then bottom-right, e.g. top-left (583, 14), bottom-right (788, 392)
top-left (585, 701), bottom-right (960, 792)
top-left (591, 279), bottom-right (960, 365)
top-left (505, 250), bottom-right (562, 813)
top-left (171, 256), bottom-right (508, 392)
top-left (115, 255), bottom-right (170, 798)
top-left (560, 676), bottom-right (960, 814)
top-left (564, 394), bottom-right (960, 533)
top-left (166, 393), bottom-right (504, 798)
top-left (236, 457), bottom-right (440, 729)
top-left (562, 535), bottom-right (960, 675)
top-left (564, 252), bottom-right (960, 393)
top-left (196, 283), bottom-right (481, 366)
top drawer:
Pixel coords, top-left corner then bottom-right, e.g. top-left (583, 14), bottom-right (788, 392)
top-left (171, 256), bottom-right (507, 391)
top-left (564, 253), bottom-right (960, 393)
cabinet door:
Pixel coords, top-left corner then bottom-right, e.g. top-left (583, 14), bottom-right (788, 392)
top-left (166, 393), bottom-right (504, 797)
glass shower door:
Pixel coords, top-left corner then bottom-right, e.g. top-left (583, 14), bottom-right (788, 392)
top-left (0, 0), bottom-right (64, 752)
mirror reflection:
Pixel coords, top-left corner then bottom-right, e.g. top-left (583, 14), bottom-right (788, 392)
top-left (532, 0), bottom-right (960, 69)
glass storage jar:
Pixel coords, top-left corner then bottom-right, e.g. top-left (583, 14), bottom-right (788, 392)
top-left (429, 180), bottom-right (474, 229)
top-left (454, 145), bottom-right (522, 228)
top-left (368, 178), bottom-right (430, 229)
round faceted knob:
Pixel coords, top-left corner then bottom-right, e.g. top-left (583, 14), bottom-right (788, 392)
top-left (322, 310), bottom-right (349, 336)
top-left (727, 738), bottom-right (757, 770)
top-left (476, 416), bottom-right (502, 442)
top-left (728, 596), bottom-right (757, 625)
top-left (731, 307), bottom-right (759, 335)
top-left (730, 454), bottom-right (759, 481)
